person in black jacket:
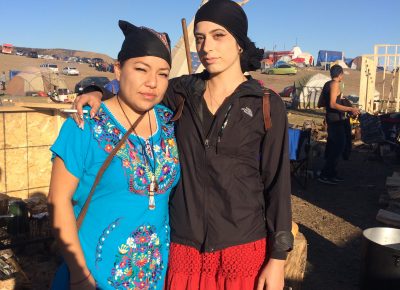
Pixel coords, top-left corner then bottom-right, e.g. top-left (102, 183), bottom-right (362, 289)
top-left (73, 1), bottom-right (293, 289)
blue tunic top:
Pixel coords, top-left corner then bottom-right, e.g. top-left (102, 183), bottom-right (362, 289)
top-left (51, 103), bottom-right (180, 289)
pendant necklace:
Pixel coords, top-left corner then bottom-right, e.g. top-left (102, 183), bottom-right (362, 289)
top-left (117, 96), bottom-right (158, 210)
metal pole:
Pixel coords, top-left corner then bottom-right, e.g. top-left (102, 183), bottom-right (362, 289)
top-left (181, 18), bottom-right (193, 75)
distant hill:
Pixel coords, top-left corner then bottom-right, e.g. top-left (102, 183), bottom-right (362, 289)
top-left (13, 46), bottom-right (115, 64)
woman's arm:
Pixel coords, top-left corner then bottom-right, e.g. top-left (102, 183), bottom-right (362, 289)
top-left (48, 157), bottom-right (95, 289)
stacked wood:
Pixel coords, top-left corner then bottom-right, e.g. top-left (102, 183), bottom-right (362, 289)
top-left (284, 222), bottom-right (308, 290)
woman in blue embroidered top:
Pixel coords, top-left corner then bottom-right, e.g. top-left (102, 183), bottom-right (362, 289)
top-left (48, 20), bottom-right (180, 290)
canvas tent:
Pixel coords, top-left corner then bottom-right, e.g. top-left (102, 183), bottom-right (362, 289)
top-left (169, 0), bottom-right (208, 78)
top-left (291, 46), bottom-right (302, 59)
top-left (6, 67), bottom-right (67, 96)
top-left (331, 59), bottom-right (349, 69)
top-left (295, 73), bottom-right (330, 108)
top-left (317, 50), bottom-right (344, 66)
top-left (351, 56), bottom-right (362, 70)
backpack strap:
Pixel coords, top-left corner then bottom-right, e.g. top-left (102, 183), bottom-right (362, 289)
top-left (262, 88), bottom-right (272, 130)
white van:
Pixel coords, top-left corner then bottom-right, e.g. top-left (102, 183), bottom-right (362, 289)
top-left (40, 63), bottom-right (59, 73)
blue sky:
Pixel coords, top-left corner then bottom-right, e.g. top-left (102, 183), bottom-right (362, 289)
top-left (2, 0), bottom-right (400, 60)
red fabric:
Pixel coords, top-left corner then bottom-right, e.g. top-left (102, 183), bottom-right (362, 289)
top-left (166, 239), bottom-right (267, 290)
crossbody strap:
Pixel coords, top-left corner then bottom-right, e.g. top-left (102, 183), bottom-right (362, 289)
top-left (76, 113), bottom-right (145, 230)
top-left (263, 88), bottom-right (272, 130)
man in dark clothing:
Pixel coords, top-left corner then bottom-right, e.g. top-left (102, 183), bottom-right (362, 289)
top-left (318, 65), bottom-right (360, 185)
top-left (0, 72), bottom-right (6, 90)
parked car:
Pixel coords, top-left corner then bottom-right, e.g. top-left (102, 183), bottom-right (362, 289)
top-left (62, 67), bottom-right (80, 76)
top-left (40, 63), bottom-right (59, 73)
top-left (15, 50), bottom-right (24, 56)
top-left (74, 76), bottom-right (110, 93)
top-left (28, 51), bottom-right (38, 58)
top-left (264, 64), bottom-right (297, 75)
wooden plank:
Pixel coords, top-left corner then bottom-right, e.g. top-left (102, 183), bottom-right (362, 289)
top-left (376, 209), bottom-right (400, 227)
top-left (285, 232), bottom-right (307, 290)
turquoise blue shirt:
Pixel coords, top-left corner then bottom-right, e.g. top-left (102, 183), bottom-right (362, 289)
top-left (51, 103), bottom-right (180, 289)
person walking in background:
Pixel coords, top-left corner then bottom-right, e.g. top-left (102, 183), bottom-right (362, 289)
top-left (0, 72), bottom-right (6, 90)
top-left (318, 64), bottom-right (360, 185)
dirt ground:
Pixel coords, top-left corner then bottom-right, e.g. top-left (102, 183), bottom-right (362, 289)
top-left (1, 55), bottom-right (399, 289)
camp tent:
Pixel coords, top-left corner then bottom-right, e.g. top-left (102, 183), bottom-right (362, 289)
top-left (169, 0), bottom-right (207, 78)
top-left (295, 73), bottom-right (330, 108)
top-left (317, 50), bottom-right (344, 66)
top-left (298, 52), bottom-right (314, 66)
top-left (291, 46), bottom-right (302, 59)
top-left (6, 67), bottom-right (67, 96)
top-left (331, 59), bottom-right (349, 69)
top-left (350, 56), bottom-right (362, 70)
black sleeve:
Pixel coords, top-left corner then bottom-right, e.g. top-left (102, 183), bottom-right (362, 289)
top-left (161, 77), bottom-right (184, 112)
top-left (260, 93), bottom-right (294, 260)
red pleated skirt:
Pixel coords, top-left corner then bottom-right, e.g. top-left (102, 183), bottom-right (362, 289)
top-left (166, 238), bottom-right (267, 290)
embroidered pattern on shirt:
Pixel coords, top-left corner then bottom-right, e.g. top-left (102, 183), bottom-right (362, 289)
top-left (107, 225), bottom-right (163, 289)
top-left (95, 218), bottom-right (121, 266)
top-left (241, 107), bottom-right (253, 117)
top-left (88, 106), bottom-right (179, 195)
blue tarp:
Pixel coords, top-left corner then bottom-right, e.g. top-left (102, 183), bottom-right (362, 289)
top-left (9, 70), bottom-right (21, 80)
top-left (317, 50), bottom-right (343, 66)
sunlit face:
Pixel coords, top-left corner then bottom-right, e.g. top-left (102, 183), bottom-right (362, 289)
top-left (194, 21), bottom-right (242, 75)
top-left (114, 56), bottom-right (170, 112)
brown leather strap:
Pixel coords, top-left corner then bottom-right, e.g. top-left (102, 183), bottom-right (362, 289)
top-left (170, 95), bottom-right (185, 122)
top-left (263, 89), bottom-right (272, 130)
top-left (76, 113), bottom-right (146, 230)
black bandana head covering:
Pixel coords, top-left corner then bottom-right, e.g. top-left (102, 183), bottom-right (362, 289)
top-left (194, 0), bottom-right (264, 72)
top-left (117, 20), bottom-right (171, 66)
top-left (194, 0), bottom-right (248, 49)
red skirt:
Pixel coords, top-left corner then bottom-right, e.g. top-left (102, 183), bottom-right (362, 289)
top-left (166, 239), bottom-right (267, 290)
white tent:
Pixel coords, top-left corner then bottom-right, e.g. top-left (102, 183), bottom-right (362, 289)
top-left (295, 73), bottom-right (330, 108)
top-left (7, 67), bottom-right (67, 96)
top-left (332, 59), bottom-right (349, 69)
top-left (291, 46), bottom-right (302, 59)
top-left (298, 52), bottom-right (313, 66)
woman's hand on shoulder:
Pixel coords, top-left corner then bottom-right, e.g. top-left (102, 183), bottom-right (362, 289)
top-left (72, 91), bottom-right (103, 127)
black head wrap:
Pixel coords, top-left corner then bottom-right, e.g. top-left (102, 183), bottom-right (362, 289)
top-left (194, 0), bottom-right (247, 49)
top-left (194, 0), bottom-right (263, 72)
top-left (117, 20), bottom-right (171, 67)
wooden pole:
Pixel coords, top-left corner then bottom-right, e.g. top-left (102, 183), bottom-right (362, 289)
top-left (181, 18), bottom-right (193, 75)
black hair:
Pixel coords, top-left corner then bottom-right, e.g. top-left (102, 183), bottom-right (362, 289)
top-left (330, 64), bottom-right (343, 79)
